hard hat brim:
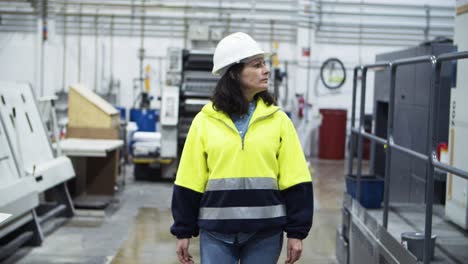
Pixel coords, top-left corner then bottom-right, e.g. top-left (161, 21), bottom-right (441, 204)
top-left (212, 52), bottom-right (273, 76)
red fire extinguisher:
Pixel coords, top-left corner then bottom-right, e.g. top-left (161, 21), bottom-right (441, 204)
top-left (298, 95), bottom-right (305, 119)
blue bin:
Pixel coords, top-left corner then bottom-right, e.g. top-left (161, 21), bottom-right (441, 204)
top-left (345, 174), bottom-right (384, 208)
top-left (130, 108), bottom-right (159, 132)
top-left (115, 106), bottom-right (126, 121)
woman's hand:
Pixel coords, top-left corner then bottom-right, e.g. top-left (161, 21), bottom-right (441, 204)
top-left (285, 238), bottom-right (302, 264)
top-left (176, 238), bottom-right (194, 264)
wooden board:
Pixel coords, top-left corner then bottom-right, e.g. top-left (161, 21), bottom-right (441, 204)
top-left (67, 126), bottom-right (119, 140)
top-left (457, 4), bottom-right (468, 15)
top-left (68, 84), bottom-right (119, 128)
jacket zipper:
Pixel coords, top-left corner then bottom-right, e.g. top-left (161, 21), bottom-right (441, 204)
top-left (212, 109), bottom-right (279, 151)
top-left (215, 118), bottom-right (238, 134)
top-left (241, 109), bottom-right (279, 150)
top-left (211, 117), bottom-right (245, 150)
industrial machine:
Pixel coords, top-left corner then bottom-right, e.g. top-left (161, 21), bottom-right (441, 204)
top-left (336, 5), bottom-right (468, 260)
top-left (336, 43), bottom-right (468, 263)
top-left (0, 82), bottom-right (76, 195)
top-left (0, 82), bottom-right (75, 260)
top-left (373, 41), bottom-right (455, 204)
top-left (0, 110), bottom-right (40, 259)
top-left (130, 62), bottom-right (168, 180)
top-left (177, 49), bottom-right (219, 151)
top-left (131, 48), bottom-right (218, 181)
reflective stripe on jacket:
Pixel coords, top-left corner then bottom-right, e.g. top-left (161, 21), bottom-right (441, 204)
top-left (171, 97), bottom-right (313, 239)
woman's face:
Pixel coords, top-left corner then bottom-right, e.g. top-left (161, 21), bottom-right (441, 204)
top-left (239, 55), bottom-right (270, 95)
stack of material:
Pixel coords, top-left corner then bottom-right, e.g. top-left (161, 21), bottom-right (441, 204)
top-left (65, 84), bottom-right (122, 201)
top-left (67, 84), bottom-right (120, 139)
top-left (132, 131), bottom-right (162, 157)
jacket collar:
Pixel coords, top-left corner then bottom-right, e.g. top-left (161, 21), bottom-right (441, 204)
top-left (201, 97), bottom-right (279, 123)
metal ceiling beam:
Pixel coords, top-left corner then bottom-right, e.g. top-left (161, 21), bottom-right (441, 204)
top-left (315, 33), bottom-right (443, 43)
top-left (312, 10), bottom-right (453, 19)
top-left (50, 1), bottom-right (302, 17)
top-left (53, 29), bottom-right (296, 42)
top-left (317, 21), bottom-right (453, 31)
top-left (315, 40), bottom-right (417, 47)
top-left (315, 37), bottom-right (422, 46)
top-left (51, 19), bottom-right (298, 31)
top-left (50, 12), bottom-right (304, 25)
top-left (316, 31), bottom-right (453, 42)
top-left (317, 27), bottom-right (453, 35)
top-left (53, 25), bottom-right (296, 37)
top-left (317, 0), bottom-right (454, 11)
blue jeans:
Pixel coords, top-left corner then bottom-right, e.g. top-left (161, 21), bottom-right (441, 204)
top-left (200, 230), bottom-right (283, 264)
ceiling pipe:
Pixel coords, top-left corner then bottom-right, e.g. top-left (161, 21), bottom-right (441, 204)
top-left (50, 1), bottom-right (301, 16)
top-left (315, 39), bottom-right (422, 47)
top-left (316, 32), bottom-right (449, 41)
top-left (53, 30), bottom-right (295, 42)
top-left (318, 0), bottom-right (454, 11)
top-left (314, 10), bottom-right (452, 19)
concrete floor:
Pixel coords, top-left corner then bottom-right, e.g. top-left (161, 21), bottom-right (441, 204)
top-left (4, 158), bottom-right (347, 264)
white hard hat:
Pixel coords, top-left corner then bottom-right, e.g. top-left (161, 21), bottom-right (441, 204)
top-left (212, 32), bottom-right (267, 76)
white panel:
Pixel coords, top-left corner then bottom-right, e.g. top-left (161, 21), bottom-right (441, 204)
top-left (0, 81), bottom-right (76, 194)
top-left (446, 122), bottom-right (468, 228)
top-left (160, 86), bottom-right (180, 126)
top-left (33, 156), bottom-right (75, 192)
top-left (0, 177), bottom-right (38, 225)
top-left (0, 82), bottom-right (54, 174)
top-left (450, 124), bottom-right (468, 198)
top-left (210, 29), bottom-right (224, 41)
top-left (188, 24), bottom-right (210, 41)
top-left (0, 177), bottom-right (37, 208)
top-left (0, 94), bottom-right (38, 224)
top-left (445, 11), bottom-right (468, 229)
top-left (454, 12), bottom-right (468, 119)
top-left (161, 127), bottom-right (178, 158)
top-left (0, 121), bottom-right (20, 187)
top-left (0, 213), bottom-right (11, 224)
top-left (57, 138), bottom-right (123, 157)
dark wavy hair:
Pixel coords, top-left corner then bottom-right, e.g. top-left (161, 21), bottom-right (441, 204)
top-left (211, 63), bottom-right (276, 116)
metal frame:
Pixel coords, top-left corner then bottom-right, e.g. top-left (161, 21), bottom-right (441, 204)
top-left (349, 50), bottom-right (468, 263)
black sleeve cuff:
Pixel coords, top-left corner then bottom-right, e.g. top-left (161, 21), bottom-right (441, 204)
top-left (286, 232), bottom-right (307, 240)
top-left (281, 182), bottom-right (314, 240)
top-left (170, 184), bottom-right (203, 238)
top-left (176, 234), bottom-right (193, 239)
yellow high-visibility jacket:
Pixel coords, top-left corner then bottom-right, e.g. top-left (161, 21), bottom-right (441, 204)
top-left (171, 98), bottom-right (313, 239)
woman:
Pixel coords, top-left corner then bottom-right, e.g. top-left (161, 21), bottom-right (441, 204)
top-left (171, 32), bottom-right (314, 264)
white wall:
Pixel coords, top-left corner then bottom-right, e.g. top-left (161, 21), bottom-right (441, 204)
top-left (0, 30), bottom-right (184, 110)
top-left (279, 26), bottom-right (405, 156)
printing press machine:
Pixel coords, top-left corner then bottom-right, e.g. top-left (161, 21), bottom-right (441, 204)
top-left (0, 82), bottom-right (75, 260)
top-left (132, 49), bottom-right (218, 180)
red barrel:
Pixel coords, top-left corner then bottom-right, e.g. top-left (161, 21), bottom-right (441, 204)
top-left (318, 109), bottom-right (347, 159)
